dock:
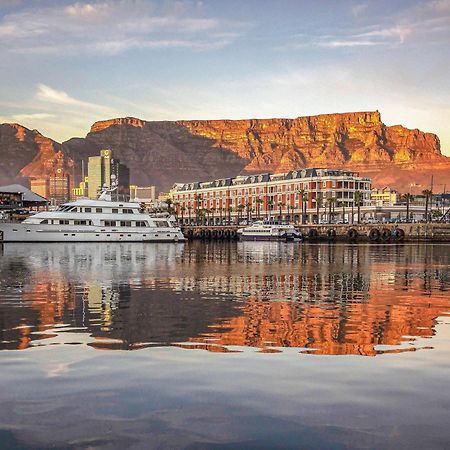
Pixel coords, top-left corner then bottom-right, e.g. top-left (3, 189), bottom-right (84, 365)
top-left (180, 223), bottom-right (450, 242)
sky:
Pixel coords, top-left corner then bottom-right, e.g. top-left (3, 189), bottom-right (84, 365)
top-left (0, 0), bottom-right (449, 155)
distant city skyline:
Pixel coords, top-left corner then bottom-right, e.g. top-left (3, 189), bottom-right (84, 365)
top-left (0, 0), bottom-right (449, 155)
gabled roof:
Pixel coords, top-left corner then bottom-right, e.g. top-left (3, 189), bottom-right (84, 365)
top-left (0, 184), bottom-right (48, 203)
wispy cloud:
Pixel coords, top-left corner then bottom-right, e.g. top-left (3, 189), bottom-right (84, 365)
top-left (0, 0), bottom-right (245, 55)
top-left (36, 84), bottom-right (115, 116)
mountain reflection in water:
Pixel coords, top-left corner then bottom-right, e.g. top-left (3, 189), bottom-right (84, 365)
top-left (0, 242), bottom-right (449, 356)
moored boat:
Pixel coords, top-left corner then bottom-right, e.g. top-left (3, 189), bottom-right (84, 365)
top-left (0, 193), bottom-right (185, 243)
top-left (237, 221), bottom-right (301, 241)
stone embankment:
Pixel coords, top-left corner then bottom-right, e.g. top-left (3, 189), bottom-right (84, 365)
top-left (181, 223), bottom-right (450, 242)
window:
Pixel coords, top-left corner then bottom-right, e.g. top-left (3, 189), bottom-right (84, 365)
top-left (85, 208), bottom-right (91, 213)
top-left (123, 208), bottom-right (133, 214)
top-left (155, 221), bottom-right (169, 228)
top-left (112, 208), bottom-right (119, 213)
top-left (135, 221), bottom-right (147, 227)
top-left (40, 220), bottom-right (48, 224)
top-left (104, 220), bottom-right (116, 227)
top-left (59, 220), bottom-right (69, 225)
top-left (74, 220), bottom-right (88, 225)
top-left (120, 221), bottom-right (132, 227)
top-left (96, 208), bottom-right (102, 213)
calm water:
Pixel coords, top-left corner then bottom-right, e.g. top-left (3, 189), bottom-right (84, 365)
top-left (0, 242), bottom-right (449, 449)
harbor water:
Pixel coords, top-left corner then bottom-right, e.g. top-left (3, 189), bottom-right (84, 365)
top-left (0, 242), bottom-right (449, 449)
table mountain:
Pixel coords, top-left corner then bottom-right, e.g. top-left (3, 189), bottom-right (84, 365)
top-left (0, 123), bottom-right (72, 186)
top-left (1, 111), bottom-right (449, 193)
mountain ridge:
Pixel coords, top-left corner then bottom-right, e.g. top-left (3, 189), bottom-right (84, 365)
top-left (1, 111), bottom-right (449, 193)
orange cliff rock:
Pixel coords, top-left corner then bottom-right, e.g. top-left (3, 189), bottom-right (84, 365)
top-left (2, 111), bottom-right (449, 192)
top-left (0, 123), bottom-right (73, 186)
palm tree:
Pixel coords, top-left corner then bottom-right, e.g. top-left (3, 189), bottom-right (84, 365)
top-left (354, 191), bottom-right (364, 224)
top-left (279, 202), bottom-right (286, 221)
top-left (166, 197), bottom-right (173, 214)
top-left (300, 189), bottom-right (307, 224)
top-left (187, 205), bottom-right (192, 224)
top-left (246, 201), bottom-right (253, 221)
top-left (256, 197), bottom-right (264, 219)
top-left (403, 193), bottom-right (414, 222)
top-left (337, 200), bottom-right (346, 223)
top-left (267, 198), bottom-right (274, 219)
top-left (194, 193), bottom-right (203, 224)
top-left (422, 189), bottom-right (432, 222)
top-left (237, 203), bottom-right (245, 223)
top-left (326, 197), bottom-right (337, 223)
top-left (316, 193), bottom-right (322, 223)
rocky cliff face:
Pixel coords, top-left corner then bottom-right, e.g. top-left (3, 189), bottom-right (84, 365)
top-left (0, 123), bottom-right (72, 186)
top-left (2, 111), bottom-right (449, 192)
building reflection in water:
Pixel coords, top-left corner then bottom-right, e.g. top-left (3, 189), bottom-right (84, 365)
top-left (0, 242), bottom-right (448, 356)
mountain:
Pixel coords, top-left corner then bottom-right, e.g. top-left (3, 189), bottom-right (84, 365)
top-left (0, 123), bottom-right (72, 186)
top-left (1, 111), bottom-right (449, 193)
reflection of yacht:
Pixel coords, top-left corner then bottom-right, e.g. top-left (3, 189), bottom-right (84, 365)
top-left (0, 191), bottom-right (185, 243)
top-left (237, 221), bottom-right (301, 241)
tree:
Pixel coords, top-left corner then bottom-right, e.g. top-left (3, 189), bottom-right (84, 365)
top-left (246, 201), bottom-right (253, 221)
top-left (354, 191), bottom-right (364, 224)
top-left (166, 197), bottom-right (173, 214)
top-left (237, 203), bottom-right (245, 223)
top-left (194, 193), bottom-right (202, 224)
top-left (267, 198), bottom-right (274, 219)
top-left (300, 189), bottom-right (307, 224)
top-left (279, 202), bottom-right (286, 221)
top-left (187, 205), bottom-right (192, 223)
top-left (316, 193), bottom-right (322, 223)
top-left (256, 197), bottom-right (264, 219)
top-left (422, 189), bottom-right (432, 222)
top-left (337, 200), bottom-right (346, 223)
top-left (402, 193), bottom-right (414, 222)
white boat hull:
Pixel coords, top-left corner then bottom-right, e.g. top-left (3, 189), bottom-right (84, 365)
top-left (0, 223), bottom-right (185, 243)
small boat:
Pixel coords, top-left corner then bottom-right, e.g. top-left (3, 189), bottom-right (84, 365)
top-left (0, 187), bottom-right (185, 243)
top-left (237, 221), bottom-right (302, 241)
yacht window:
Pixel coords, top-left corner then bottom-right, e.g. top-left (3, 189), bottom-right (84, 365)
top-left (96, 208), bottom-right (102, 213)
top-left (112, 208), bottom-right (119, 213)
top-left (74, 220), bottom-right (91, 225)
top-left (40, 219), bottom-right (48, 224)
top-left (85, 208), bottom-right (91, 213)
top-left (135, 221), bottom-right (147, 227)
top-left (104, 220), bottom-right (116, 227)
top-left (59, 220), bottom-right (69, 225)
top-left (123, 208), bottom-right (133, 214)
top-left (120, 221), bottom-right (132, 227)
top-left (155, 221), bottom-right (169, 227)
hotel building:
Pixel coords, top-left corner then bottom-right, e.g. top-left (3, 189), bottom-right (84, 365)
top-left (171, 168), bottom-right (372, 224)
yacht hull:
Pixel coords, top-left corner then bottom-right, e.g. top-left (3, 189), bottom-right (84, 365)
top-left (0, 223), bottom-right (185, 243)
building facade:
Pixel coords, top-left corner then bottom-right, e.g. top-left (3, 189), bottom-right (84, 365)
top-left (129, 185), bottom-right (156, 204)
top-left (87, 149), bottom-right (130, 200)
top-left (171, 168), bottom-right (372, 224)
top-left (72, 177), bottom-right (89, 199)
top-left (30, 168), bottom-right (71, 205)
top-left (371, 187), bottom-right (398, 206)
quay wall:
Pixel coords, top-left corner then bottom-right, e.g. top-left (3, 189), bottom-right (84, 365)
top-left (180, 223), bottom-right (450, 242)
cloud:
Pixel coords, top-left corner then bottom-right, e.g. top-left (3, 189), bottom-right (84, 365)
top-left (0, 0), bottom-right (245, 55)
top-left (317, 40), bottom-right (378, 48)
top-left (35, 84), bottom-right (116, 116)
top-left (357, 25), bottom-right (412, 44)
top-left (351, 3), bottom-right (368, 17)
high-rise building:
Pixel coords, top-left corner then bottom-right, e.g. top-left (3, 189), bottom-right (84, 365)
top-left (87, 149), bottom-right (130, 200)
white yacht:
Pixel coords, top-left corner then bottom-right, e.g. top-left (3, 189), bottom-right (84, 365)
top-left (237, 221), bottom-right (301, 241)
top-left (0, 192), bottom-right (185, 243)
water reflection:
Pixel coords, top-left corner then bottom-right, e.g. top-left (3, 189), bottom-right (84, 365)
top-left (0, 242), bottom-right (449, 355)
